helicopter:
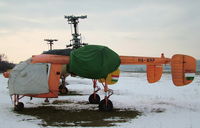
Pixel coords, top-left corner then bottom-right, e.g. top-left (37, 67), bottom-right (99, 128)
top-left (3, 15), bottom-right (196, 111)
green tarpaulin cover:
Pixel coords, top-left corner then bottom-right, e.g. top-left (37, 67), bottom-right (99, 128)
top-left (69, 45), bottom-right (120, 79)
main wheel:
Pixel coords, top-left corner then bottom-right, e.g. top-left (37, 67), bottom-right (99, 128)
top-left (89, 93), bottom-right (100, 104)
top-left (59, 85), bottom-right (68, 94)
top-left (99, 99), bottom-right (113, 111)
top-left (14, 102), bottom-right (24, 111)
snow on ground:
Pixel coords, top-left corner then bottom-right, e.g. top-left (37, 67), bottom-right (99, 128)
top-left (0, 74), bottom-right (40, 128)
top-left (113, 73), bottom-right (200, 128)
top-left (0, 72), bottom-right (200, 128)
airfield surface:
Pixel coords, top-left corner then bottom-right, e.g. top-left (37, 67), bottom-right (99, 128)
top-left (0, 72), bottom-right (200, 128)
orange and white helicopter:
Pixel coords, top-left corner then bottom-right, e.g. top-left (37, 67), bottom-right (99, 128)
top-left (3, 15), bottom-right (196, 111)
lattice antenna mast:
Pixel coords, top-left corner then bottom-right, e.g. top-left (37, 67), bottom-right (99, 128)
top-left (44, 39), bottom-right (58, 50)
top-left (64, 15), bottom-right (87, 49)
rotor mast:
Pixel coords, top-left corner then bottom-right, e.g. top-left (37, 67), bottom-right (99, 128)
top-left (64, 15), bottom-right (87, 49)
top-left (44, 39), bottom-right (58, 50)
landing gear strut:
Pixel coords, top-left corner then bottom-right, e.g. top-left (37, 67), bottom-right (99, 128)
top-left (99, 99), bottom-right (113, 111)
top-left (88, 79), bottom-right (114, 111)
top-left (12, 95), bottom-right (24, 111)
top-left (88, 80), bottom-right (101, 104)
top-left (99, 82), bottom-right (113, 111)
top-left (59, 75), bottom-right (68, 95)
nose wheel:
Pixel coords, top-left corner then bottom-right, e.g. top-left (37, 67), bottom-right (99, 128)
top-left (89, 79), bottom-right (114, 111)
top-left (99, 81), bottom-right (114, 111)
top-left (89, 93), bottom-right (100, 104)
top-left (99, 99), bottom-right (113, 111)
top-left (99, 87), bottom-right (114, 111)
top-left (88, 80), bottom-right (101, 104)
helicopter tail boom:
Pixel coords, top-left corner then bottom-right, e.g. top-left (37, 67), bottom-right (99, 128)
top-left (120, 54), bottom-right (196, 86)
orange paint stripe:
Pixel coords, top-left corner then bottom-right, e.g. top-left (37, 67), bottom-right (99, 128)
top-left (32, 54), bottom-right (70, 64)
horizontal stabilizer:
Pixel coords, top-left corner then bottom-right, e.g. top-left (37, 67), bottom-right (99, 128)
top-left (171, 54), bottom-right (196, 86)
top-left (147, 64), bottom-right (163, 83)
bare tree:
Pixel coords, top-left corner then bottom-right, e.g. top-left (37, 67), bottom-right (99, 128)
top-left (0, 53), bottom-right (15, 72)
top-left (0, 54), bottom-right (7, 62)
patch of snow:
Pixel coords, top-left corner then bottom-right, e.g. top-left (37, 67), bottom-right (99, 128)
top-left (0, 72), bottom-right (200, 128)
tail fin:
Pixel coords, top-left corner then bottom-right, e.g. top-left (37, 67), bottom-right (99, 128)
top-left (147, 64), bottom-right (163, 83)
top-left (171, 54), bottom-right (196, 86)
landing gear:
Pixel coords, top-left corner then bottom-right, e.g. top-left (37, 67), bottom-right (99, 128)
top-left (99, 99), bottom-right (113, 111)
top-left (89, 79), bottom-right (114, 111)
top-left (44, 98), bottom-right (50, 103)
top-left (59, 75), bottom-right (68, 95)
top-left (12, 95), bottom-right (24, 111)
top-left (99, 81), bottom-right (114, 111)
top-left (14, 102), bottom-right (24, 111)
top-left (88, 80), bottom-right (101, 104)
top-left (59, 85), bottom-right (68, 94)
top-left (89, 93), bottom-right (100, 104)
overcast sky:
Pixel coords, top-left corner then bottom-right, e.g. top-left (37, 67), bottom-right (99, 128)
top-left (0, 0), bottom-right (200, 63)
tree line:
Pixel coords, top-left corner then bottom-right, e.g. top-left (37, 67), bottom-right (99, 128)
top-left (0, 54), bottom-right (15, 73)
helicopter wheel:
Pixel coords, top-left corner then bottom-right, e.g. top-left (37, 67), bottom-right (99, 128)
top-left (99, 99), bottom-right (113, 111)
top-left (89, 93), bottom-right (100, 104)
top-left (59, 85), bottom-right (68, 94)
top-left (14, 102), bottom-right (24, 111)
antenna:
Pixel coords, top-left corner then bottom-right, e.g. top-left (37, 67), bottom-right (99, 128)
top-left (44, 39), bottom-right (58, 50)
top-left (64, 15), bottom-right (88, 49)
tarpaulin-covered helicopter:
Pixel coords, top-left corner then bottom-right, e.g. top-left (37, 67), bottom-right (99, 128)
top-left (3, 15), bottom-right (196, 111)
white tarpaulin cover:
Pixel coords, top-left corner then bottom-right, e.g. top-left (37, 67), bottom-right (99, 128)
top-left (8, 59), bottom-right (50, 95)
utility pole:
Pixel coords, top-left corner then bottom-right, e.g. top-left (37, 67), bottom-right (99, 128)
top-left (44, 39), bottom-right (58, 50)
